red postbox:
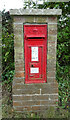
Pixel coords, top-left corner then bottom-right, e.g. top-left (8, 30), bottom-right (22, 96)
top-left (24, 24), bottom-right (47, 84)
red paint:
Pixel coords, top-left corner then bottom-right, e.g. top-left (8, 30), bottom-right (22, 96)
top-left (24, 24), bottom-right (47, 84)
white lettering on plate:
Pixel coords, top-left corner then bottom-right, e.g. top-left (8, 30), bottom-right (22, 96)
top-left (30, 68), bottom-right (39, 73)
top-left (31, 47), bottom-right (38, 61)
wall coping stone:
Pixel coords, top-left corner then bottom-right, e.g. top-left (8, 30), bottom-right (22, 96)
top-left (10, 9), bottom-right (62, 16)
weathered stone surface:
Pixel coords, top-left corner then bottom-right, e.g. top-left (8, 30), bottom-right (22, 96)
top-left (13, 77), bottom-right (25, 83)
top-left (15, 66), bottom-right (24, 71)
top-left (47, 59), bottom-right (56, 66)
top-left (13, 88), bottom-right (58, 95)
top-left (48, 17), bottom-right (57, 23)
top-left (13, 94), bottom-right (58, 101)
top-left (13, 83), bottom-right (58, 95)
top-left (48, 35), bottom-right (57, 42)
top-left (47, 52), bottom-right (56, 60)
top-left (14, 35), bottom-right (23, 42)
top-left (13, 106), bottom-right (57, 113)
top-left (47, 78), bottom-right (58, 84)
top-left (14, 29), bottom-right (23, 35)
top-left (48, 24), bottom-right (57, 29)
top-left (13, 99), bottom-right (58, 108)
top-left (47, 62), bottom-right (56, 72)
top-left (48, 43), bottom-right (57, 53)
top-left (15, 52), bottom-right (23, 60)
top-left (41, 87), bottom-right (58, 94)
top-left (15, 71), bottom-right (24, 77)
top-left (13, 83), bottom-right (57, 89)
top-left (31, 106), bottom-right (57, 112)
top-left (13, 16), bottom-right (48, 23)
top-left (15, 59), bottom-right (24, 64)
top-left (14, 16), bottom-right (25, 23)
top-left (15, 47), bottom-right (23, 54)
top-left (48, 48), bottom-right (56, 56)
top-left (13, 106), bottom-right (31, 112)
top-left (36, 16), bottom-right (48, 23)
top-left (13, 23), bottom-right (23, 29)
top-left (25, 16), bottom-right (35, 23)
top-left (10, 9), bottom-right (62, 16)
top-left (47, 71), bottom-right (56, 78)
top-left (48, 41), bottom-right (57, 51)
top-left (40, 100), bottom-right (58, 106)
top-left (13, 100), bottom-right (40, 107)
top-left (48, 29), bottom-right (57, 35)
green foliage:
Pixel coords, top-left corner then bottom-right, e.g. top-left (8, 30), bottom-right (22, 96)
top-left (56, 2), bottom-right (70, 109)
top-left (56, 62), bottom-right (70, 109)
top-left (2, 10), bottom-right (14, 86)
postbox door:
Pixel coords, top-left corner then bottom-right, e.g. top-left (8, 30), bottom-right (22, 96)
top-left (28, 46), bottom-right (43, 79)
top-left (24, 24), bottom-right (47, 84)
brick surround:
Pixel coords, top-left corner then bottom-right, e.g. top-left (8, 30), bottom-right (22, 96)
top-left (10, 9), bottom-right (62, 113)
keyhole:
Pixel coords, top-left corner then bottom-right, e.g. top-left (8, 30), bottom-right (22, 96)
top-left (31, 64), bottom-right (34, 67)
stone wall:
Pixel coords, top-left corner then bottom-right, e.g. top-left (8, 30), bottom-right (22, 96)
top-left (10, 9), bottom-right (62, 113)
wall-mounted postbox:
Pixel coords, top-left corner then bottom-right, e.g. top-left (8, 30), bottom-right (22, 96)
top-left (10, 9), bottom-right (62, 112)
top-left (24, 24), bottom-right (47, 84)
